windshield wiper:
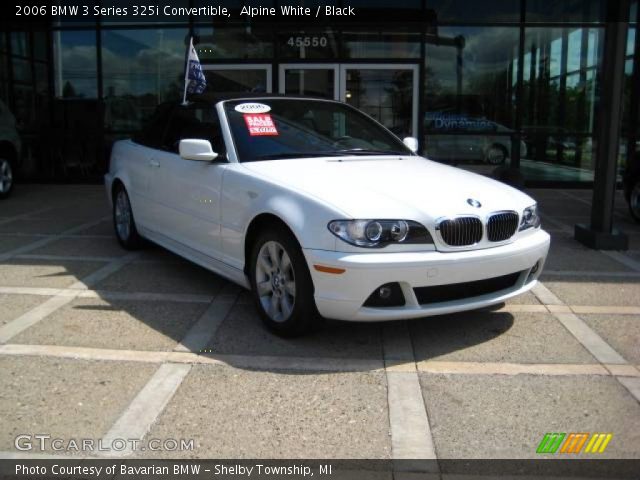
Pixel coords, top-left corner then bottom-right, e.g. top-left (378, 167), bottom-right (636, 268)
top-left (335, 148), bottom-right (408, 156)
top-left (253, 152), bottom-right (343, 160)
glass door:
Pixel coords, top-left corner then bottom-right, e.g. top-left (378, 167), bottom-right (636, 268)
top-left (202, 64), bottom-right (272, 94)
top-left (278, 64), bottom-right (338, 99)
top-left (278, 63), bottom-right (419, 138)
top-left (340, 64), bottom-right (419, 139)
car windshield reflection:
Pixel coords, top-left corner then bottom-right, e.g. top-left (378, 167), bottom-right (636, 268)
top-left (223, 98), bottom-right (412, 162)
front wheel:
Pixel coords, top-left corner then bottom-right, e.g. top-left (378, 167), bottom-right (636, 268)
top-left (485, 145), bottom-right (507, 165)
top-left (0, 157), bottom-right (14, 199)
top-left (629, 179), bottom-right (640, 223)
top-left (249, 228), bottom-right (318, 337)
top-left (113, 184), bottom-right (144, 249)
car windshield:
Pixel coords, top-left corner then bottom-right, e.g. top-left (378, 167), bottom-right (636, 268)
top-left (223, 98), bottom-right (412, 162)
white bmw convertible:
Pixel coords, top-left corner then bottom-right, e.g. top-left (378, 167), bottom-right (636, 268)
top-left (105, 94), bottom-right (550, 336)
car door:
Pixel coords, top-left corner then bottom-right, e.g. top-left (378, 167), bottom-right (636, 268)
top-left (126, 104), bottom-right (174, 228)
top-left (149, 103), bottom-right (227, 260)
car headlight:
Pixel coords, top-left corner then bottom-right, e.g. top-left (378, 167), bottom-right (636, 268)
top-left (519, 204), bottom-right (541, 231)
top-left (328, 220), bottom-right (433, 248)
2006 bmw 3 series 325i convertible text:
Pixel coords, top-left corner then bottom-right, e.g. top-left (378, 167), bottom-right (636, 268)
top-left (105, 94), bottom-right (550, 336)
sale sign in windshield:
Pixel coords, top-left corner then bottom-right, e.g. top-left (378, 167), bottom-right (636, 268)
top-left (244, 114), bottom-right (279, 136)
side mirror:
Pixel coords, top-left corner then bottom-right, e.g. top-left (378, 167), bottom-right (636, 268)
top-left (179, 139), bottom-right (219, 162)
top-left (403, 137), bottom-right (419, 153)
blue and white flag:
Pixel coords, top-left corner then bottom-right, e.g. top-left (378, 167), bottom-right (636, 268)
top-left (183, 37), bottom-right (206, 103)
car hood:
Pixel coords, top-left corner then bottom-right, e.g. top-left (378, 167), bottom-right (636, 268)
top-left (242, 156), bottom-right (535, 221)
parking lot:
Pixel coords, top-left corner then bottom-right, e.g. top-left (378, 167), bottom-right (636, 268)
top-left (0, 185), bottom-right (639, 461)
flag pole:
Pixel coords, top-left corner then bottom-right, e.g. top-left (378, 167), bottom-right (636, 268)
top-left (182, 37), bottom-right (192, 105)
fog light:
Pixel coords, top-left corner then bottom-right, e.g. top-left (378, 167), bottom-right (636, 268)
top-left (364, 282), bottom-right (405, 307)
top-left (378, 286), bottom-right (392, 299)
top-left (527, 260), bottom-right (541, 283)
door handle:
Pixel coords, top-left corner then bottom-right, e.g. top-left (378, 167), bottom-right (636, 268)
top-left (149, 159), bottom-right (160, 168)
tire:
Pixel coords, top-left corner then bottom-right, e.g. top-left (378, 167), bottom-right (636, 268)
top-left (112, 184), bottom-right (144, 250)
top-left (249, 227), bottom-right (319, 337)
top-left (485, 145), bottom-right (507, 165)
top-left (0, 157), bottom-right (14, 199)
top-left (629, 179), bottom-right (640, 223)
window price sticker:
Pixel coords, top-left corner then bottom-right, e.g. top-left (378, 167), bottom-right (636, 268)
top-left (244, 114), bottom-right (279, 136)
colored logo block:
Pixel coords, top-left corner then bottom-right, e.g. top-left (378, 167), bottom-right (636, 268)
top-left (536, 433), bottom-right (612, 454)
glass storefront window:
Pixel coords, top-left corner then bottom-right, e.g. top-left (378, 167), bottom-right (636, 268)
top-left (1, 1), bottom-right (636, 186)
top-left (622, 26), bottom-right (638, 159)
top-left (344, 67), bottom-right (416, 138)
top-left (342, 29), bottom-right (420, 59)
top-left (424, 27), bottom-right (519, 165)
top-left (204, 68), bottom-right (270, 93)
top-left (53, 30), bottom-right (98, 98)
top-left (523, 28), bottom-right (602, 134)
top-left (428, 0), bottom-right (520, 23)
top-left (33, 31), bottom-right (48, 61)
top-left (11, 58), bottom-right (31, 83)
top-left (525, 0), bottom-right (606, 23)
top-left (0, 51), bottom-right (7, 104)
top-left (102, 28), bottom-right (187, 131)
top-left (282, 68), bottom-right (336, 98)
top-left (520, 134), bottom-right (595, 182)
top-left (195, 26), bottom-right (272, 60)
top-left (522, 27), bottom-right (603, 181)
top-left (10, 32), bottom-right (28, 57)
top-left (424, 133), bottom-right (517, 173)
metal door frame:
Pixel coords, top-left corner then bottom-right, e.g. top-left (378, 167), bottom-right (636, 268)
top-left (339, 63), bottom-right (419, 138)
top-left (278, 63), bottom-right (340, 99)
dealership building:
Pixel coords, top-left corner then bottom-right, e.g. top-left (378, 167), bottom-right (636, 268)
top-left (0, 1), bottom-right (638, 192)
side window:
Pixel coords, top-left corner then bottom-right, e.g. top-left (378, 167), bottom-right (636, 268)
top-left (133, 104), bottom-right (173, 149)
top-left (162, 104), bottom-right (225, 156)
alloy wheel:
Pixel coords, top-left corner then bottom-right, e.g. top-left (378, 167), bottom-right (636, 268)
top-left (486, 146), bottom-right (506, 165)
top-left (114, 189), bottom-right (132, 241)
top-left (0, 159), bottom-right (13, 194)
top-left (255, 241), bottom-right (296, 323)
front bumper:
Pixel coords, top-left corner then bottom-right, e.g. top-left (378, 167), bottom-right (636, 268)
top-left (304, 229), bottom-right (550, 321)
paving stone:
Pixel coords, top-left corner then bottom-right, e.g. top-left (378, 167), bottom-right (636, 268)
top-left (0, 294), bottom-right (49, 327)
top-left (409, 312), bottom-right (596, 364)
top-left (144, 365), bottom-right (390, 459)
top-left (0, 258), bottom-right (107, 288)
top-left (209, 303), bottom-right (383, 359)
top-left (420, 374), bottom-right (640, 459)
top-left (0, 356), bottom-right (156, 453)
top-left (12, 297), bottom-right (209, 351)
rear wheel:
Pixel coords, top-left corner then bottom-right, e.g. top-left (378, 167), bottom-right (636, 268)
top-left (249, 227), bottom-right (318, 336)
top-left (485, 145), bottom-right (507, 165)
top-left (629, 179), bottom-right (640, 223)
top-left (113, 184), bottom-right (144, 249)
top-left (0, 157), bottom-right (14, 199)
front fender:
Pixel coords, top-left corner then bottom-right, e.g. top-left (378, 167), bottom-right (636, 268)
top-left (220, 167), bottom-right (340, 271)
